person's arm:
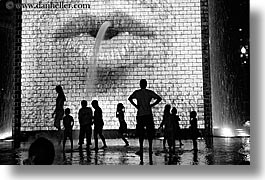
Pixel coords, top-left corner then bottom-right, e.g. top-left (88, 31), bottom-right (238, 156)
top-left (150, 92), bottom-right (162, 108)
top-left (71, 117), bottom-right (74, 128)
top-left (159, 116), bottom-right (165, 129)
top-left (128, 93), bottom-right (138, 109)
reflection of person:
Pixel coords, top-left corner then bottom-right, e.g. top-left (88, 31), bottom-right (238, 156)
top-left (190, 111), bottom-right (198, 150)
top-left (23, 137), bottom-right (55, 165)
top-left (116, 103), bottom-right (129, 147)
top-left (52, 85), bottom-right (66, 130)
top-left (63, 108), bottom-right (74, 151)
top-left (91, 100), bottom-right (107, 151)
top-left (78, 100), bottom-right (93, 149)
top-left (128, 79), bottom-right (162, 164)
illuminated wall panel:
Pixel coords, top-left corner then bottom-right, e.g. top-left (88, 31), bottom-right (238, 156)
top-left (21, 0), bottom-right (205, 131)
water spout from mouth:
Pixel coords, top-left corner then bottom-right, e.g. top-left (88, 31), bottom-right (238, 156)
top-left (86, 21), bottom-right (112, 96)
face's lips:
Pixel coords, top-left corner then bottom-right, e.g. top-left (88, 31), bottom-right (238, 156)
top-left (54, 10), bottom-right (157, 40)
top-left (51, 3), bottom-right (159, 91)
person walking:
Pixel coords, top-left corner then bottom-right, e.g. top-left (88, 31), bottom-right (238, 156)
top-left (91, 100), bottom-right (107, 152)
top-left (116, 103), bottom-right (129, 147)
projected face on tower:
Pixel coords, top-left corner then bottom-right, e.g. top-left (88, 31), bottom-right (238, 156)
top-left (21, 0), bottom-right (204, 130)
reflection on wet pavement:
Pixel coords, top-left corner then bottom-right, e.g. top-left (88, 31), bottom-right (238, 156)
top-left (0, 138), bottom-right (250, 165)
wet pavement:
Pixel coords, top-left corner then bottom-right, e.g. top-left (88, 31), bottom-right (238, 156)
top-left (0, 137), bottom-right (250, 165)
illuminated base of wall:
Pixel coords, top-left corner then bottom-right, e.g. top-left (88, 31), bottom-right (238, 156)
top-left (0, 131), bottom-right (12, 140)
top-left (18, 129), bottom-right (207, 142)
top-left (213, 127), bottom-right (250, 137)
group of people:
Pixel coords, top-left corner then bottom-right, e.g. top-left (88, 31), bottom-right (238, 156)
top-left (51, 79), bottom-right (198, 165)
top-left (54, 98), bottom-right (108, 152)
top-left (52, 85), bottom-right (129, 152)
top-left (159, 105), bottom-right (199, 153)
top-left (159, 104), bottom-right (183, 154)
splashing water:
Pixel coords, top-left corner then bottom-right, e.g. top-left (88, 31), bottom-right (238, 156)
top-left (86, 21), bottom-right (112, 96)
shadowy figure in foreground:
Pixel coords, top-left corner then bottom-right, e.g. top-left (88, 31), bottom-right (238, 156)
top-left (190, 111), bottom-right (198, 150)
top-left (128, 79), bottom-right (162, 164)
top-left (159, 104), bottom-right (171, 152)
top-left (159, 104), bottom-right (177, 153)
top-left (23, 137), bottom-right (55, 165)
top-left (171, 107), bottom-right (183, 147)
top-left (63, 108), bottom-right (74, 151)
top-left (91, 100), bottom-right (107, 151)
top-left (116, 103), bottom-right (129, 147)
top-left (52, 85), bottom-right (66, 144)
top-left (78, 100), bottom-right (93, 149)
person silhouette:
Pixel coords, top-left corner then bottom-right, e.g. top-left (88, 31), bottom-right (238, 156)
top-left (116, 103), bottom-right (129, 147)
top-left (190, 111), bottom-right (198, 150)
top-left (91, 100), bottom-right (107, 151)
top-left (52, 85), bottom-right (66, 144)
top-left (62, 108), bottom-right (74, 151)
top-left (128, 79), bottom-right (162, 164)
top-left (159, 104), bottom-right (171, 152)
top-left (23, 137), bottom-right (55, 165)
top-left (171, 107), bottom-right (184, 147)
top-left (159, 104), bottom-right (177, 153)
top-left (78, 100), bottom-right (93, 149)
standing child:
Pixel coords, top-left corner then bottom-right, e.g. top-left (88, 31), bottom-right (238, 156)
top-left (190, 111), bottom-right (198, 150)
top-left (63, 108), bottom-right (74, 151)
top-left (159, 104), bottom-right (175, 152)
top-left (78, 100), bottom-right (93, 149)
top-left (171, 107), bottom-right (183, 147)
top-left (116, 103), bottom-right (129, 147)
top-left (91, 100), bottom-right (107, 151)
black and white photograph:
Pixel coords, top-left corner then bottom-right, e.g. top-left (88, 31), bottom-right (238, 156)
top-left (0, 0), bottom-right (252, 167)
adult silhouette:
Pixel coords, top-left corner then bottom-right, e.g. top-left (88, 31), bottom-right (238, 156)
top-left (128, 79), bottom-right (162, 164)
top-left (52, 85), bottom-right (66, 144)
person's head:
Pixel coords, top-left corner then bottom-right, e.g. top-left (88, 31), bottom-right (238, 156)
top-left (190, 111), bottom-right (197, 118)
top-left (65, 108), bottom-right (70, 115)
top-left (55, 85), bottom-right (63, 94)
top-left (140, 79), bottom-right (147, 89)
top-left (24, 137), bottom-right (55, 165)
top-left (117, 103), bottom-right (125, 112)
top-left (81, 100), bottom-right (87, 107)
top-left (171, 107), bottom-right (177, 115)
top-left (91, 100), bottom-right (99, 108)
top-left (164, 104), bottom-right (171, 114)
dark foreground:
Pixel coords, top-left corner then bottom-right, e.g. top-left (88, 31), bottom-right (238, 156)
top-left (0, 137), bottom-right (250, 165)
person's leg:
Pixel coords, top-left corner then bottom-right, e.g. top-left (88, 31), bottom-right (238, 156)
top-left (172, 136), bottom-right (176, 153)
top-left (146, 115), bottom-right (154, 156)
top-left (98, 128), bottom-right (107, 148)
top-left (121, 133), bottom-right (129, 146)
top-left (136, 116), bottom-right (145, 164)
top-left (163, 137), bottom-right (166, 151)
top-left (79, 126), bottom-right (85, 147)
top-left (58, 127), bottom-right (62, 145)
top-left (139, 135), bottom-right (144, 163)
top-left (85, 125), bottom-right (92, 148)
top-left (69, 131), bottom-right (73, 150)
top-left (193, 138), bottom-right (198, 150)
top-left (63, 136), bottom-right (66, 151)
top-left (93, 128), bottom-right (99, 151)
top-left (70, 137), bottom-right (73, 151)
top-left (179, 137), bottom-right (183, 146)
top-left (178, 130), bottom-right (183, 146)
